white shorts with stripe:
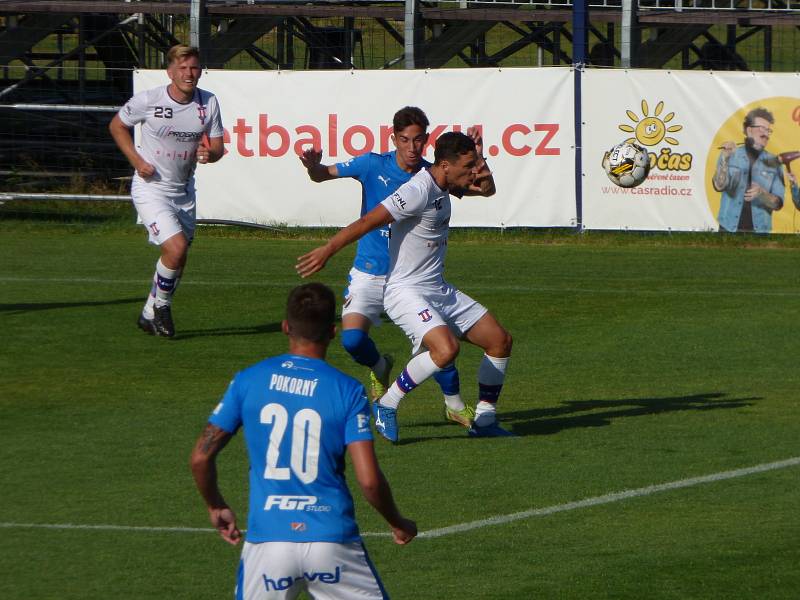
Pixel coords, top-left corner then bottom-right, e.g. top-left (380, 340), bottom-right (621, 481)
top-left (236, 540), bottom-right (388, 600)
top-left (131, 176), bottom-right (196, 245)
top-left (383, 282), bottom-right (488, 354)
top-left (341, 267), bottom-right (387, 326)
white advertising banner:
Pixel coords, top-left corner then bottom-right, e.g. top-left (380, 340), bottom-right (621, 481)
top-left (583, 69), bottom-right (800, 233)
top-left (134, 67), bottom-right (576, 228)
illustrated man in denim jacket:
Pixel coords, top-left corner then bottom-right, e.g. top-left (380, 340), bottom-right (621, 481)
top-left (713, 107), bottom-right (785, 233)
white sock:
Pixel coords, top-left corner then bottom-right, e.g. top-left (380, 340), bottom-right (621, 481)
top-left (153, 259), bottom-right (179, 308)
top-left (142, 273), bottom-right (157, 319)
top-left (475, 354), bottom-right (509, 426)
top-left (444, 394), bottom-right (466, 412)
top-left (379, 352), bottom-right (441, 410)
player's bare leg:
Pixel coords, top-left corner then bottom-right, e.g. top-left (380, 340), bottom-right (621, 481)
top-left (463, 311), bottom-right (514, 436)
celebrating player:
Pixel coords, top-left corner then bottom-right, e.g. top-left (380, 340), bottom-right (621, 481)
top-left (190, 283), bottom-right (416, 599)
top-left (297, 132), bottom-right (513, 441)
top-left (299, 106), bottom-right (493, 431)
top-left (109, 44), bottom-right (224, 337)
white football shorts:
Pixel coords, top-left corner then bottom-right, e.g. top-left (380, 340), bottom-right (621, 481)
top-left (236, 540), bottom-right (389, 600)
top-left (383, 282), bottom-right (488, 354)
top-left (341, 267), bottom-right (387, 326)
top-left (131, 176), bottom-right (196, 245)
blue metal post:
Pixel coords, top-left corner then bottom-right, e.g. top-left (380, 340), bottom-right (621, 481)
top-left (573, 0), bottom-right (589, 232)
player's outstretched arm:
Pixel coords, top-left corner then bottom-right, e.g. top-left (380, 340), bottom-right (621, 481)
top-left (108, 114), bottom-right (155, 179)
top-left (299, 147), bottom-right (339, 182)
top-left (348, 440), bottom-right (417, 545)
top-left (296, 204), bottom-right (394, 278)
top-left (464, 126), bottom-right (496, 197)
top-left (190, 423), bottom-right (242, 545)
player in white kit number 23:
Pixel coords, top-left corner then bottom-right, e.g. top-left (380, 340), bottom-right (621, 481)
top-left (109, 44), bottom-right (224, 338)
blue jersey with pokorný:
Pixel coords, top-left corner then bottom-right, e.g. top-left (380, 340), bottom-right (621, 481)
top-left (209, 354), bottom-right (373, 543)
top-left (336, 151), bottom-right (431, 276)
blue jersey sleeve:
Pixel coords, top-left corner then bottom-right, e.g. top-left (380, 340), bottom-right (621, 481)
top-left (344, 384), bottom-right (374, 445)
top-left (208, 376), bottom-right (243, 434)
top-left (335, 153), bottom-right (373, 181)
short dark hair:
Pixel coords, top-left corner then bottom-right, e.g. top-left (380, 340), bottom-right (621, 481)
top-left (743, 107), bottom-right (774, 134)
top-left (393, 106), bottom-right (429, 133)
top-left (286, 283), bottom-right (336, 343)
top-left (433, 131), bottom-right (476, 165)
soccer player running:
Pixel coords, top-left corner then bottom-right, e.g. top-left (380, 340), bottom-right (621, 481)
top-left (297, 132), bottom-right (513, 441)
top-left (190, 283), bottom-right (416, 599)
top-left (109, 44), bottom-right (224, 337)
top-left (299, 107), bottom-right (493, 432)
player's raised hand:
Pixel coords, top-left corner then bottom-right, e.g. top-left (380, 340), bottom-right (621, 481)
top-left (299, 147), bottom-right (323, 170)
top-left (466, 126), bottom-right (485, 157)
top-left (296, 244), bottom-right (333, 278)
top-left (391, 517), bottom-right (417, 545)
top-left (209, 506), bottom-right (241, 545)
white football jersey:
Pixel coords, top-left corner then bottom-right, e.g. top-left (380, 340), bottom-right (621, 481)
top-left (381, 168), bottom-right (451, 290)
top-left (118, 85), bottom-right (223, 190)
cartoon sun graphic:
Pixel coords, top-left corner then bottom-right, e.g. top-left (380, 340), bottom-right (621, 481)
top-left (618, 100), bottom-right (683, 147)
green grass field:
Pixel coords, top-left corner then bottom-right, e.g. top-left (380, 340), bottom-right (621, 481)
top-left (2, 217), bottom-right (800, 599)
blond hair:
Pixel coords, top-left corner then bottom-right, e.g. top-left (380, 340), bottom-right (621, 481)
top-left (166, 44), bottom-right (200, 66)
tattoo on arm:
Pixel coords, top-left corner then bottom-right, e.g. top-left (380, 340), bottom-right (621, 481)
top-left (197, 424), bottom-right (232, 456)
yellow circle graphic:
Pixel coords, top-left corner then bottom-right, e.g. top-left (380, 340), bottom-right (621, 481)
top-left (705, 96), bottom-right (800, 234)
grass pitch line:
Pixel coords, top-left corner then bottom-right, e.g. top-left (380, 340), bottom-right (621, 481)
top-left (418, 455), bottom-right (800, 539)
top-left (2, 456), bottom-right (798, 539)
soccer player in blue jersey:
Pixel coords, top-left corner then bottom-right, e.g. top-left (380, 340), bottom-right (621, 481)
top-left (190, 283), bottom-right (416, 599)
top-left (299, 106), bottom-right (490, 431)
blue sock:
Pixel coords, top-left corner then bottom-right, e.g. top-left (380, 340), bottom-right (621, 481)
top-left (340, 329), bottom-right (380, 367)
top-left (433, 364), bottom-right (460, 395)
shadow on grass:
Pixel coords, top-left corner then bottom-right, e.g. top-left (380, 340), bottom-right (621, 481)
top-left (504, 392), bottom-right (758, 436)
top-left (406, 392), bottom-right (758, 442)
top-left (176, 322), bottom-right (282, 340)
top-left (0, 297), bottom-right (141, 315)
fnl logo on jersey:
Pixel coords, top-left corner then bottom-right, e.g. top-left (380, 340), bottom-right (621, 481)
top-left (265, 495), bottom-right (318, 510)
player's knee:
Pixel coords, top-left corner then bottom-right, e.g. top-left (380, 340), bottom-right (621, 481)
top-left (492, 329), bottom-right (513, 357)
top-left (430, 338), bottom-right (459, 367)
top-left (161, 237), bottom-right (188, 269)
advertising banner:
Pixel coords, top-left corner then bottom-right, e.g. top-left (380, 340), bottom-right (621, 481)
top-left (134, 67), bottom-right (576, 228)
top-left (583, 69), bottom-right (800, 233)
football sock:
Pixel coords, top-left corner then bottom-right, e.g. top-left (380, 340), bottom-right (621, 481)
top-left (379, 351), bottom-right (441, 409)
top-left (340, 328), bottom-right (381, 368)
top-left (142, 273), bottom-right (157, 319)
top-left (153, 258), bottom-right (179, 308)
top-left (475, 354), bottom-right (509, 426)
top-left (433, 364), bottom-right (466, 411)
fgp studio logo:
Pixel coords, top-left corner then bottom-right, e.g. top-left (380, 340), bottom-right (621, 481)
top-left (617, 100), bottom-right (692, 173)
